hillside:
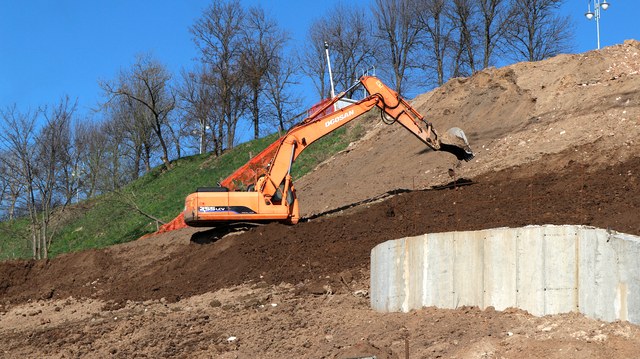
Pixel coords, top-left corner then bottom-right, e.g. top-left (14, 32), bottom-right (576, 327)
top-left (2, 41), bottom-right (640, 358)
top-left (0, 124), bottom-right (364, 260)
top-left (296, 40), bottom-right (640, 218)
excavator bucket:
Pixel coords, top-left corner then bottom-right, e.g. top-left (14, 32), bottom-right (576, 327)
top-left (439, 127), bottom-right (474, 162)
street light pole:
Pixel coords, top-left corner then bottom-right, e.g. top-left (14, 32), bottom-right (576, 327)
top-left (200, 121), bottom-right (205, 155)
top-left (197, 122), bottom-right (210, 155)
top-left (324, 41), bottom-right (336, 99)
top-left (71, 163), bottom-right (84, 204)
top-left (585, 0), bottom-right (610, 50)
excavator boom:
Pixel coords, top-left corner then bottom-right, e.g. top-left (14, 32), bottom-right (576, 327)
top-left (183, 76), bottom-right (473, 227)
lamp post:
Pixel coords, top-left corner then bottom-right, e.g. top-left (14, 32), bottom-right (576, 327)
top-left (194, 123), bottom-right (211, 155)
top-left (324, 41), bottom-right (338, 112)
top-left (585, 0), bottom-right (610, 50)
top-left (71, 163), bottom-right (85, 204)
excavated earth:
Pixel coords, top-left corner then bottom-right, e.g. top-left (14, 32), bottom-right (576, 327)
top-left (2, 41), bottom-right (640, 358)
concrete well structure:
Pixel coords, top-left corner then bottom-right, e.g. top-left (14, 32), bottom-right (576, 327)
top-left (370, 225), bottom-right (640, 324)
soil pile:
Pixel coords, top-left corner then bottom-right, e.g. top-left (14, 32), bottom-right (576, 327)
top-left (1, 148), bottom-right (639, 306)
top-left (296, 40), bottom-right (640, 218)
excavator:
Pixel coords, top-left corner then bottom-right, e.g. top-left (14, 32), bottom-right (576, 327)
top-left (183, 76), bottom-right (473, 227)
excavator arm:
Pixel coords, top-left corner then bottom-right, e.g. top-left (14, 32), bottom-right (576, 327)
top-left (183, 76), bottom-right (473, 227)
top-left (260, 96), bottom-right (382, 200)
top-left (259, 76), bottom-right (472, 199)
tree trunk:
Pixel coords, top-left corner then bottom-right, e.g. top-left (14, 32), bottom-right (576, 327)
top-left (483, 22), bottom-right (492, 68)
top-left (216, 124), bottom-right (224, 156)
top-left (226, 115), bottom-right (237, 150)
top-left (41, 215), bottom-right (48, 259)
top-left (133, 144), bottom-right (142, 180)
top-left (152, 121), bottom-right (172, 169)
top-left (143, 143), bottom-right (151, 173)
top-left (252, 90), bottom-right (260, 139)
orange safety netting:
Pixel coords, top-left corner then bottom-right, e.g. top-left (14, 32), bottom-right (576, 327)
top-left (219, 137), bottom-right (283, 191)
top-left (307, 98), bottom-right (334, 118)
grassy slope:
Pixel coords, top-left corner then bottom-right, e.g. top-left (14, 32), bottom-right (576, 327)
top-left (0, 125), bottom-right (363, 260)
top-left (0, 219), bottom-right (30, 260)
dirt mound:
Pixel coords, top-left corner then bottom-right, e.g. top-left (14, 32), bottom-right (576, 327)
top-left (296, 40), bottom-right (640, 218)
top-left (2, 145), bottom-right (639, 307)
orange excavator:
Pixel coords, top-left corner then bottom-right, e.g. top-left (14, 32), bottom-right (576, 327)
top-left (183, 76), bottom-right (473, 227)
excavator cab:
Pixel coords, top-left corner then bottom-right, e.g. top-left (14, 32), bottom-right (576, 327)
top-left (184, 174), bottom-right (300, 227)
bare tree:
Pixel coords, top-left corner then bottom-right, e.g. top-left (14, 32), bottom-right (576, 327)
top-left (0, 160), bottom-right (7, 218)
top-left (177, 67), bottom-right (228, 156)
top-left (372, 0), bottom-right (425, 95)
top-left (0, 158), bottom-right (24, 221)
top-left (177, 65), bottom-right (223, 155)
top-left (447, 0), bottom-right (479, 76)
top-left (478, 0), bottom-right (511, 68)
top-left (0, 105), bottom-right (40, 258)
top-left (191, 0), bottom-right (246, 151)
top-left (264, 56), bottom-right (302, 133)
top-left (35, 97), bottom-right (75, 258)
top-left (101, 115), bottom-right (131, 191)
top-left (322, 3), bottom-right (378, 93)
top-left (416, 0), bottom-right (453, 86)
top-left (177, 69), bottom-right (208, 155)
top-left (100, 93), bottom-right (156, 178)
top-left (73, 120), bottom-right (109, 198)
top-left (0, 155), bottom-right (14, 220)
top-left (49, 100), bottom-right (75, 207)
top-left (128, 98), bottom-right (156, 174)
top-left (52, 108), bottom-right (83, 207)
top-left (101, 54), bottom-right (175, 169)
top-left (0, 100), bottom-right (73, 259)
top-left (503, 0), bottom-right (573, 62)
top-left (241, 6), bottom-right (288, 139)
top-left (300, 21), bottom-right (330, 99)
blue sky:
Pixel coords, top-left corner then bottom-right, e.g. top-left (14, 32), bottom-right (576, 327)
top-left (0, 0), bottom-right (637, 123)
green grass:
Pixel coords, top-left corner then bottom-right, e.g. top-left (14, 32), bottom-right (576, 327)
top-left (0, 219), bottom-right (31, 260)
top-left (0, 125), bottom-right (364, 261)
top-left (48, 133), bottom-right (280, 258)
